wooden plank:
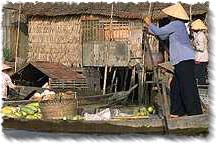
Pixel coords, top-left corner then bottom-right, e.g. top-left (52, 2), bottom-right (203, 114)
top-left (83, 41), bottom-right (129, 66)
top-left (167, 114), bottom-right (208, 130)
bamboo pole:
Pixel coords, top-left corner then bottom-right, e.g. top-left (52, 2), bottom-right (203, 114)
top-left (139, 2), bottom-right (152, 104)
top-left (189, 4), bottom-right (192, 21)
top-left (103, 3), bottom-right (113, 95)
top-left (15, 4), bottom-right (21, 72)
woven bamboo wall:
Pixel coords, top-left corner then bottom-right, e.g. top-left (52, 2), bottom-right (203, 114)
top-left (27, 16), bottom-right (82, 67)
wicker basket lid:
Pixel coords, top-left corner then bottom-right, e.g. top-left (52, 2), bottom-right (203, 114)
top-left (162, 3), bottom-right (189, 21)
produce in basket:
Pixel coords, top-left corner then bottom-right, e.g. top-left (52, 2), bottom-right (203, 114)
top-left (30, 90), bottom-right (56, 101)
top-left (72, 115), bottom-right (84, 120)
top-left (62, 115), bottom-right (84, 121)
top-left (30, 92), bottom-right (43, 101)
top-left (133, 105), bottom-right (155, 117)
top-left (1, 106), bottom-right (17, 115)
top-left (1, 102), bottom-right (42, 120)
top-left (147, 106), bottom-right (154, 114)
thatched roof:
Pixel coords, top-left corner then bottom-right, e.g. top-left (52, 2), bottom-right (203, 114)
top-left (13, 61), bottom-right (86, 81)
top-left (4, 2), bottom-right (208, 20)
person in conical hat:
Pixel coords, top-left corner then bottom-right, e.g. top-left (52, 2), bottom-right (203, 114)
top-left (144, 3), bottom-right (203, 118)
top-left (2, 63), bottom-right (12, 71)
top-left (191, 19), bottom-right (207, 30)
top-left (162, 3), bottom-right (189, 21)
top-left (190, 19), bottom-right (208, 85)
top-left (1, 63), bottom-right (16, 100)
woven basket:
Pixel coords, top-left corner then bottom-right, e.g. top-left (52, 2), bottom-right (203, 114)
top-left (62, 91), bottom-right (77, 100)
top-left (39, 99), bottom-right (77, 120)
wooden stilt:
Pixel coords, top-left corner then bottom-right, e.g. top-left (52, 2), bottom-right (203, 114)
top-left (103, 3), bottom-right (113, 95)
top-left (120, 68), bottom-right (124, 91)
top-left (110, 68), bottom-right (117, 92)
top-left (114, 78), bottom-right (118, 92)
top-left (130, 67), bottom-right (136, 88)
top-left (123, 68), bottom-right (129, 91)
top-left (130, 67), bottom-right (136, 103)
top-left (103, 65), bottom-right (108, 95)
top-left (138, 68), bottom-right (144, 105)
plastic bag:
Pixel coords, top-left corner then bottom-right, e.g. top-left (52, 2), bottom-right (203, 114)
top-left (84, 108), bottom-right (111, 121)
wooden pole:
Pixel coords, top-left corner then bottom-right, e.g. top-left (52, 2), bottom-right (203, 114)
top-left (161, 82), bottom-right (170, 118)
top-left (103, 3), bottom-right (113, 95)
top-left (15, 4), bottom-right (21, 72)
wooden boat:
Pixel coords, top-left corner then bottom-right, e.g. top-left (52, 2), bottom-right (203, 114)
top-left (2, 113), bottom-right (208, 135)
top-left (2, 84), bottom-right (208, 135)
top-left (2, 98), bottom-right (208, 135)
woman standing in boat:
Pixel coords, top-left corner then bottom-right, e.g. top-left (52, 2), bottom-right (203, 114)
top-left (144, 3), bottom-right (203, 118)
top-left (190, 19), bottom-right (208, 85)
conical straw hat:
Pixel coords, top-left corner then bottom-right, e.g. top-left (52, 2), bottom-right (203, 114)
top-left (162, 3), bottom-right (189, 20)
top-left (158, 62), bottom-right (174, 74)
top-left (191, 19), bottom-right (207, 30)
top-left (1, 63), bottom-right (12, 71)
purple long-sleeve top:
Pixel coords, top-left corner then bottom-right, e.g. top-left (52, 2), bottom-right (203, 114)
top-left (149, 20), bottom-right (195, 65)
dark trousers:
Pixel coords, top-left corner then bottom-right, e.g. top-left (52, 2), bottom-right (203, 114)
top-left (170, 60), bottom-right (203, 116)
top-left (195, 62), bottom-right (208, 85)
